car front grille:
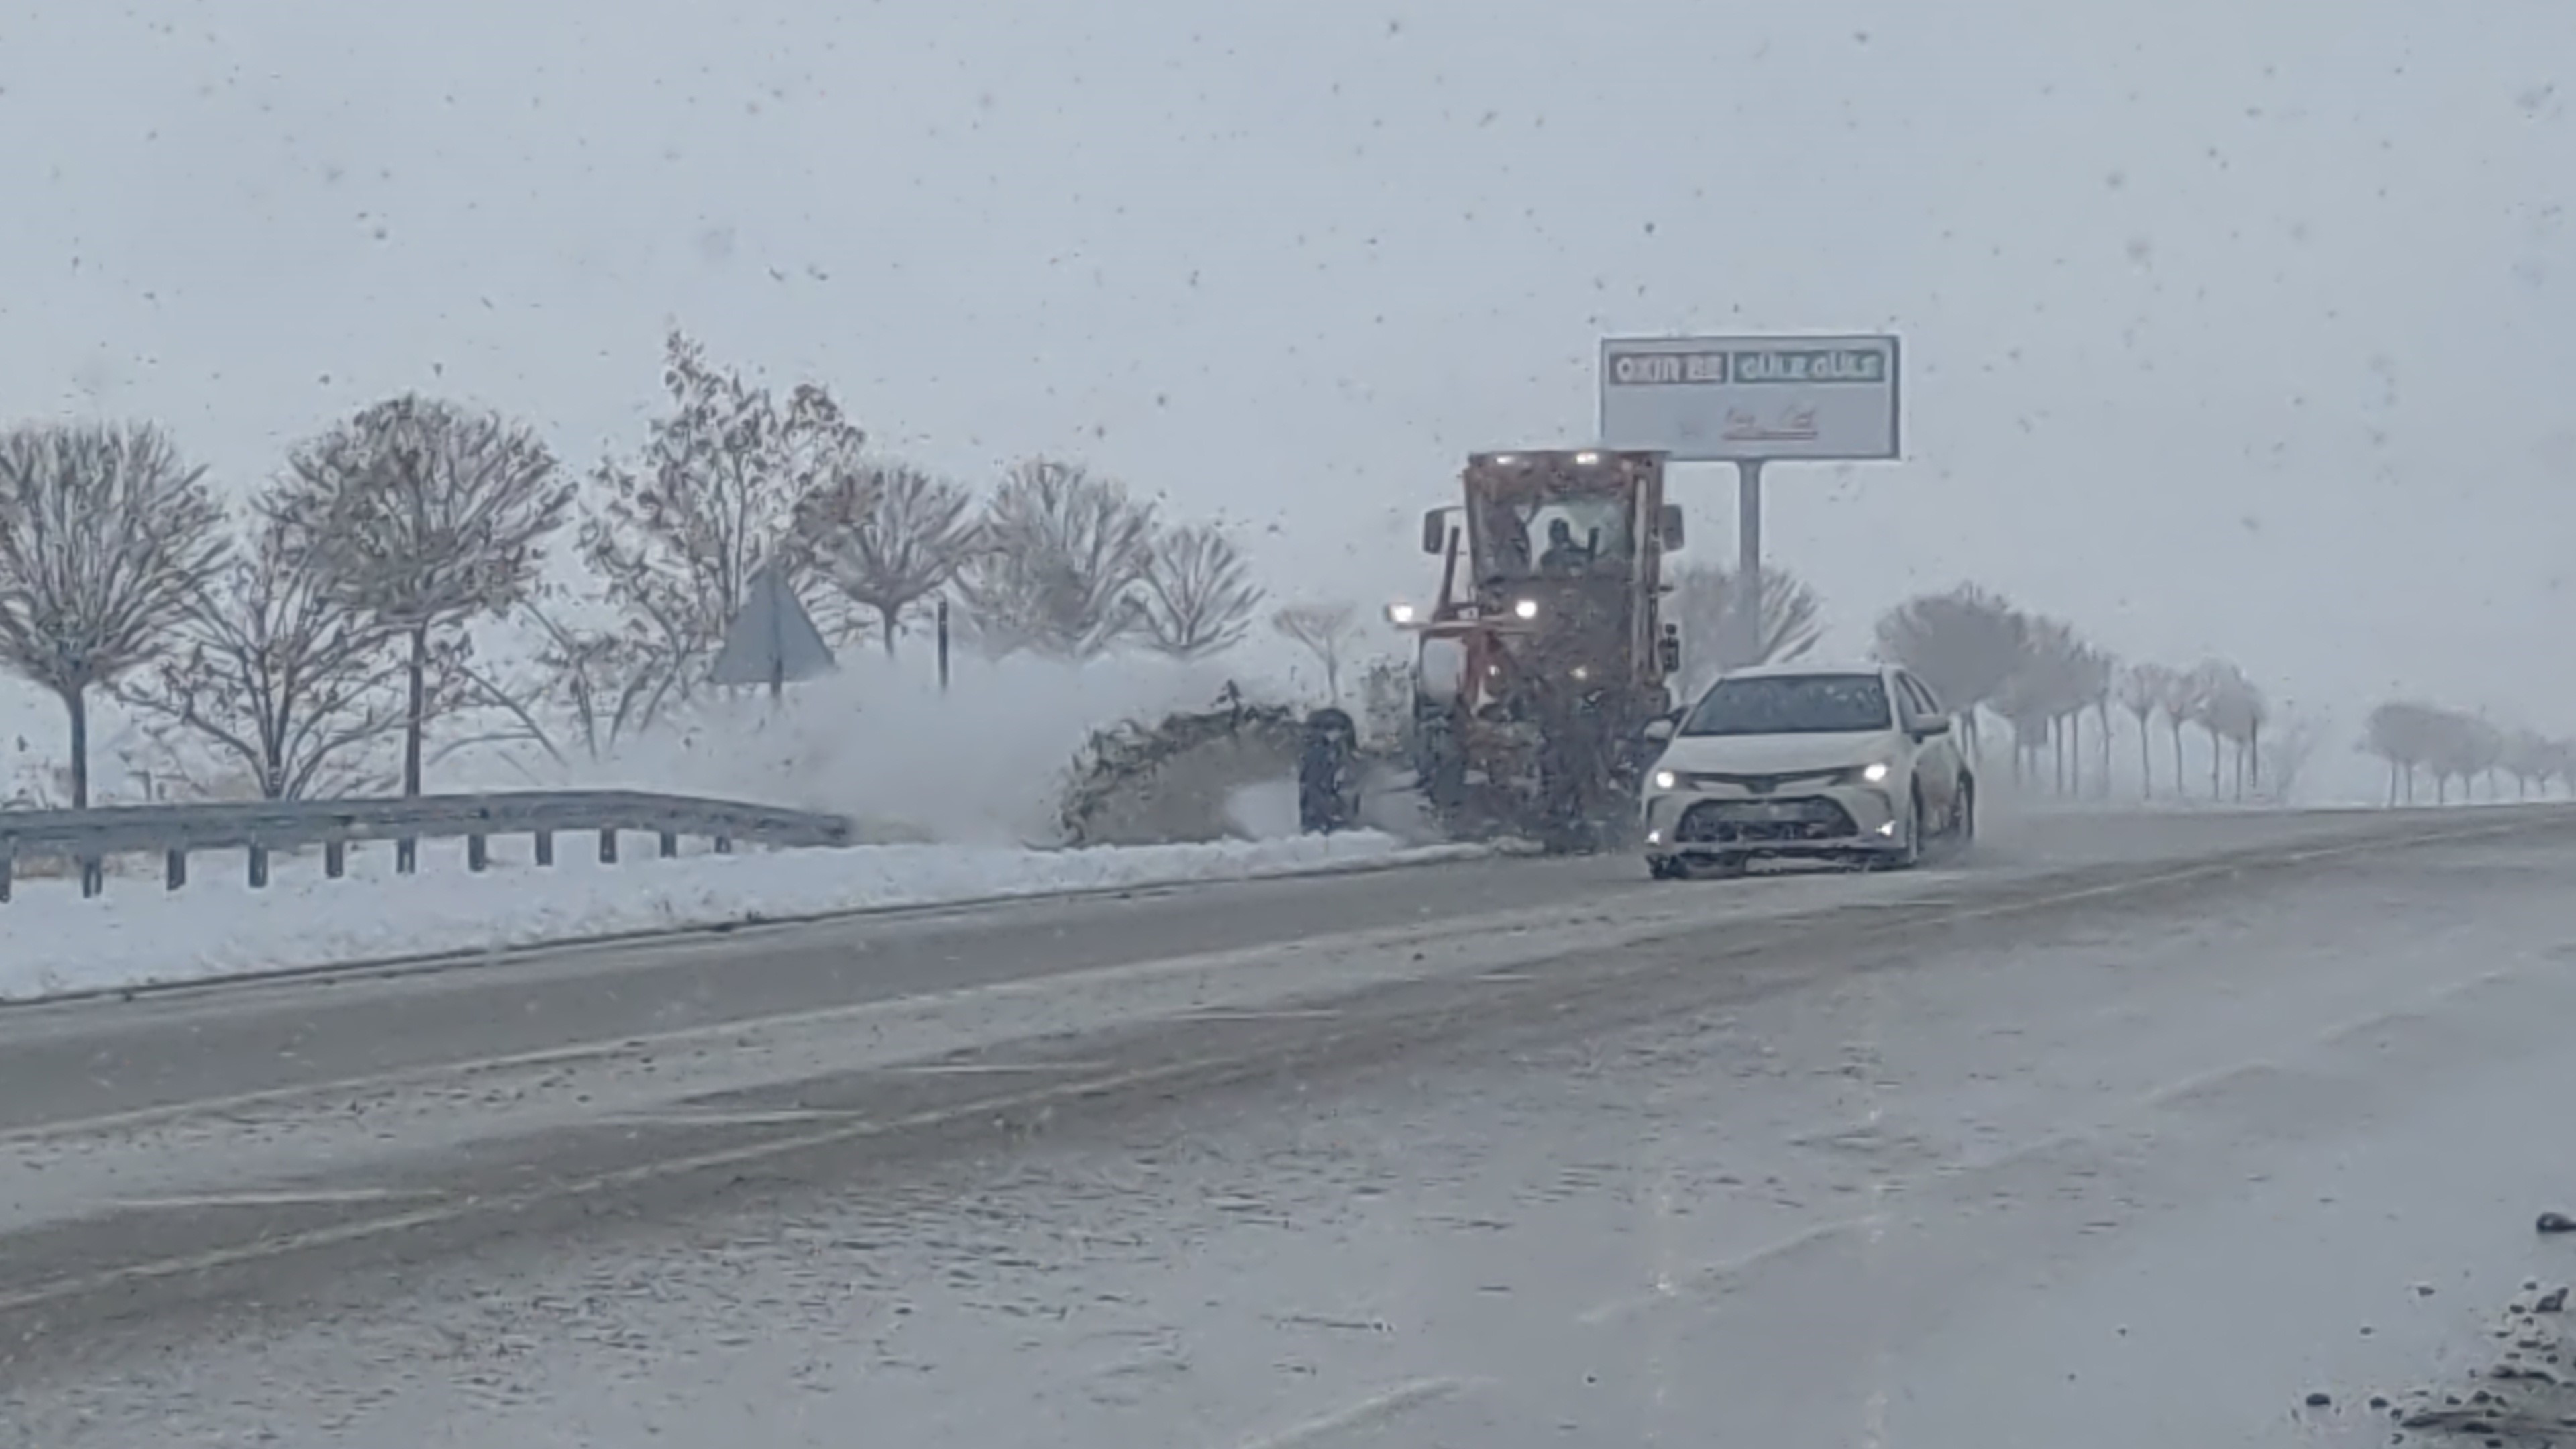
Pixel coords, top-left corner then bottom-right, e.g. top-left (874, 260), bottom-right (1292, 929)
top-left (1676, 797), bottom-right (1859, 844)
top-left (1668, 767), bottom-right (1851, 794)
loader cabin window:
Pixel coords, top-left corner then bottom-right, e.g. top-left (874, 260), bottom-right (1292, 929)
top-left (1475, 495), bottom-right (1634, 582)
top-left (1682, 673), bottom-right (1896, 737)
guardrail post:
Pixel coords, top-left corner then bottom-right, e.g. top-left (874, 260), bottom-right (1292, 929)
top-left (534, 830), bottom-right (554, 866)
top-left (468, 834), bottom-right (488, 872)
top-left (0, 854), bottom-right (11, 903)
top-left (166, 849), bottom-right (186, 891)
top-left (598, 828), bottom-right (618, 864)
top-left (396, 837), bottom-right (417, 875)
top-left (325, 841), bottom-right (346, 879)
top-left (246, 845), bottom-right (269, 889)
top-left (79, 859), bottom-right (103, 898)
top-left (658, 831), bottom-right (678, 859)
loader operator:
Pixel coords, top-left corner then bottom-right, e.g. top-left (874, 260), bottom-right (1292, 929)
top-left (1540, 517), bottom-right (1593, 573)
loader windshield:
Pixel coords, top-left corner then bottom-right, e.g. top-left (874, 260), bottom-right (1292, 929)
top-left (1474, 493), bottom-right (1631, 582)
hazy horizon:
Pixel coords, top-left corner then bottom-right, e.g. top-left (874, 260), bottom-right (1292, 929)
top-left (5, 0), bottom-right (2572, 780)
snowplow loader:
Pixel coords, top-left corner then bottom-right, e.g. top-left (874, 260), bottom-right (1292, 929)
top-left (1383, 449), bottom-right (1686, 852)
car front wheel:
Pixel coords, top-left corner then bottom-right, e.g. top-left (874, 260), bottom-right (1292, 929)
top-left (1881, 792), bottom-right (1925, 870)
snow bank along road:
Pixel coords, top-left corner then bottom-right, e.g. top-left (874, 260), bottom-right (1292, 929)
top-left (0, 828), bottom-right (1477, 1002)
top-left (5, 804), bottom-right (2575, 1446)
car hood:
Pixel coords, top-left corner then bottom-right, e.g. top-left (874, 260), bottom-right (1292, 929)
top-left (1656, 731), bottom-right (1896, 775)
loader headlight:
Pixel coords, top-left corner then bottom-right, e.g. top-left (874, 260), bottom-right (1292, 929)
top-left (1654, 769), bottom-right (1678, 790)
top-left (1385, 601), bottom-right (1418, 625)
top-left (1513, 598), bottom-right (1539, 620)
top-left (1861, 761), bottom-right (1892, 784)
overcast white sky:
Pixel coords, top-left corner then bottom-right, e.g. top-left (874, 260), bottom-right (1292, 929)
top-left (3, 0), bottom-right (2573, 753)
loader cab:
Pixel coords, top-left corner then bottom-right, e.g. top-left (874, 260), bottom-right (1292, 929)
top-left (1413, 448), bottom-right (1685, 700)
top-left (1420, 451), bottom-right (1683, 590)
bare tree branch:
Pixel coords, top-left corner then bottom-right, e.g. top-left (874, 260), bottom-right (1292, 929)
top-left (270, 395), bottom-right (573, 796)
top-left (1271, 602), bottom-right (1363, 704)
top-left (1872, 584), bottom-right (2029, 729)
top-left (955, 458), bottom-right (1156, 661)
top-left (798, 460), bottom-right (973, 656)
top-left (118, 506), bottom-right (412, 800)
top-left (582, 331), bottom-right (867, 698)
top-left (1670, 563), bottom-right (1823, 693)
top-left (1138, 523), bottom-right (1264, 661)
top-left (0, 421), bottom-right (228, 807)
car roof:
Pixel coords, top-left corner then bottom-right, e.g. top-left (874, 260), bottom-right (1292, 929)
top-left (1717, 661), bottom-right (1894, 682)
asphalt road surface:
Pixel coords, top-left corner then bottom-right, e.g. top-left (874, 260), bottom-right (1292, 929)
top-left (4, 802), bottom-right (2574, 1447)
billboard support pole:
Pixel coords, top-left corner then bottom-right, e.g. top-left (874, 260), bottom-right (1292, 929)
top-left (1734, 459), bottom-right (1765, 670)
top-left (1597, 334), bottom-right (1901, 675)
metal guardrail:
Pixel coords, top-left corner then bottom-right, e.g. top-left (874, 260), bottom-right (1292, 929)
top-left (0, 790), bottom-right (855, 901)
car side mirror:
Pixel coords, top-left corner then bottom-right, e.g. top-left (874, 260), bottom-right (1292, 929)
top-left (1659, 503), bottom-right (1685, 551)
top-left (1911, 716), bottom-right (1953, 740)
top-left (1642, 717), bottom-right (1676, 743)
top-left (1421, 509), bottom-right (1449, 555)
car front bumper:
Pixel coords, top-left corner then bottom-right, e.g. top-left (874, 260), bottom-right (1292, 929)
top-left (1641, 782), bottom-right (1906, 858)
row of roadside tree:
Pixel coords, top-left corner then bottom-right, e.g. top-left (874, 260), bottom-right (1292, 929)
top-left (0, 333), bottom-right (1293, 808)
top-left (4, 330), bottom-right (2563, 814)
top-left (1654, 570), bottom-right (2292, 803)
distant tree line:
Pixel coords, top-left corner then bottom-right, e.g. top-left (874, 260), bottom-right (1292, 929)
top-left (2359, 702), bottom-right (2573, 806)
top-left (0, 331), bottom-right (1271, 807)
top-left (1874, 584), bottom-right (2284, 802)
top-left (1652, 568), bottom-right (2294, 804)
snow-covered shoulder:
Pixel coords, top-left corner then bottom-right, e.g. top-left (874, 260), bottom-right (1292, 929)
top-left (0, 833), bottom-right (1483, 1004)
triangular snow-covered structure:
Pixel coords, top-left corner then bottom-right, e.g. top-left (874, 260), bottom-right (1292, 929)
top-left (708, 561), bottom-right (836, 688)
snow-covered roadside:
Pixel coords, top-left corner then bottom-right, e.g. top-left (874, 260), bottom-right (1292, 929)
top-left (0, 832), bottom-right (1485, 1004)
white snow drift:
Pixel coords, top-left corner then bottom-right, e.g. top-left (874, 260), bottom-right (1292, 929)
top-left (0, 831), bottom-right (1481, 1003)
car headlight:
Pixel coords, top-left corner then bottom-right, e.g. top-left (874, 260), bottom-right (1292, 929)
top-left (1513, 598), bottom-right (1539, 620)
top-left (1653, 769), bottom-right (1678, 790)
top-left (1861, 761), bottom-right (1892, 783)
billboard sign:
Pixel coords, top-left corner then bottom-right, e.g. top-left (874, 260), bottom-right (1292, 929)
top-left (1599, 333), bottom-right (1901, 462)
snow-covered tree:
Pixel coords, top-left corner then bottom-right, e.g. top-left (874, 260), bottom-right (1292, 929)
top-left (2500, 727), bottom-right (2556, 799)
top-left (798, 461), bottom-right (977, 656)
top-left (0, 421), bottom-right (227, 807)
top-left (1271, 601), bottom-right (1364, 704)
top-left (1668, 562), bottom-right (1823, 692)
top-left (1137, 523), bottom-right (1265, 661)
top-left (272, 394), bottom-right (572, 802)
top-left (519, 596), bottom-right (665, 761)
top-left (2363, 700), bottom-right (2447, 805)
top-left (2191, 666), bottom-right (2267, 799)
top-left (121, 505), bottom-right (411, 799)
top-left (955, 458), bottom-right (1156, 661)
top-left (2155, 664), bottom-right (2212, 798)
top-left (1874, 584), bottom-right (2029, 756)
top-left (582, 331), bottom-right (867, 704)
top-left (2116, 663), bottom-right (2176, 798)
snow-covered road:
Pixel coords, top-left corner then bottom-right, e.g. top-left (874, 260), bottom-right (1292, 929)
top-left (3, 804), bottom-right (2571, 1446)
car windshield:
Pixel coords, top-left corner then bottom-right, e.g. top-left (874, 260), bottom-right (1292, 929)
top-left (1682, 674), bottom-right (1893, 736)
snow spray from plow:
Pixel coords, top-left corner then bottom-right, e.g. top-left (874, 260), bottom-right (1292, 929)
top-left (1053, 686), bottom-right (1444, 849)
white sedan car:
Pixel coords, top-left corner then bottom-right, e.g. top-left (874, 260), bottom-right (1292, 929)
top-left (1640, 663), bottom-right (1974, 879)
